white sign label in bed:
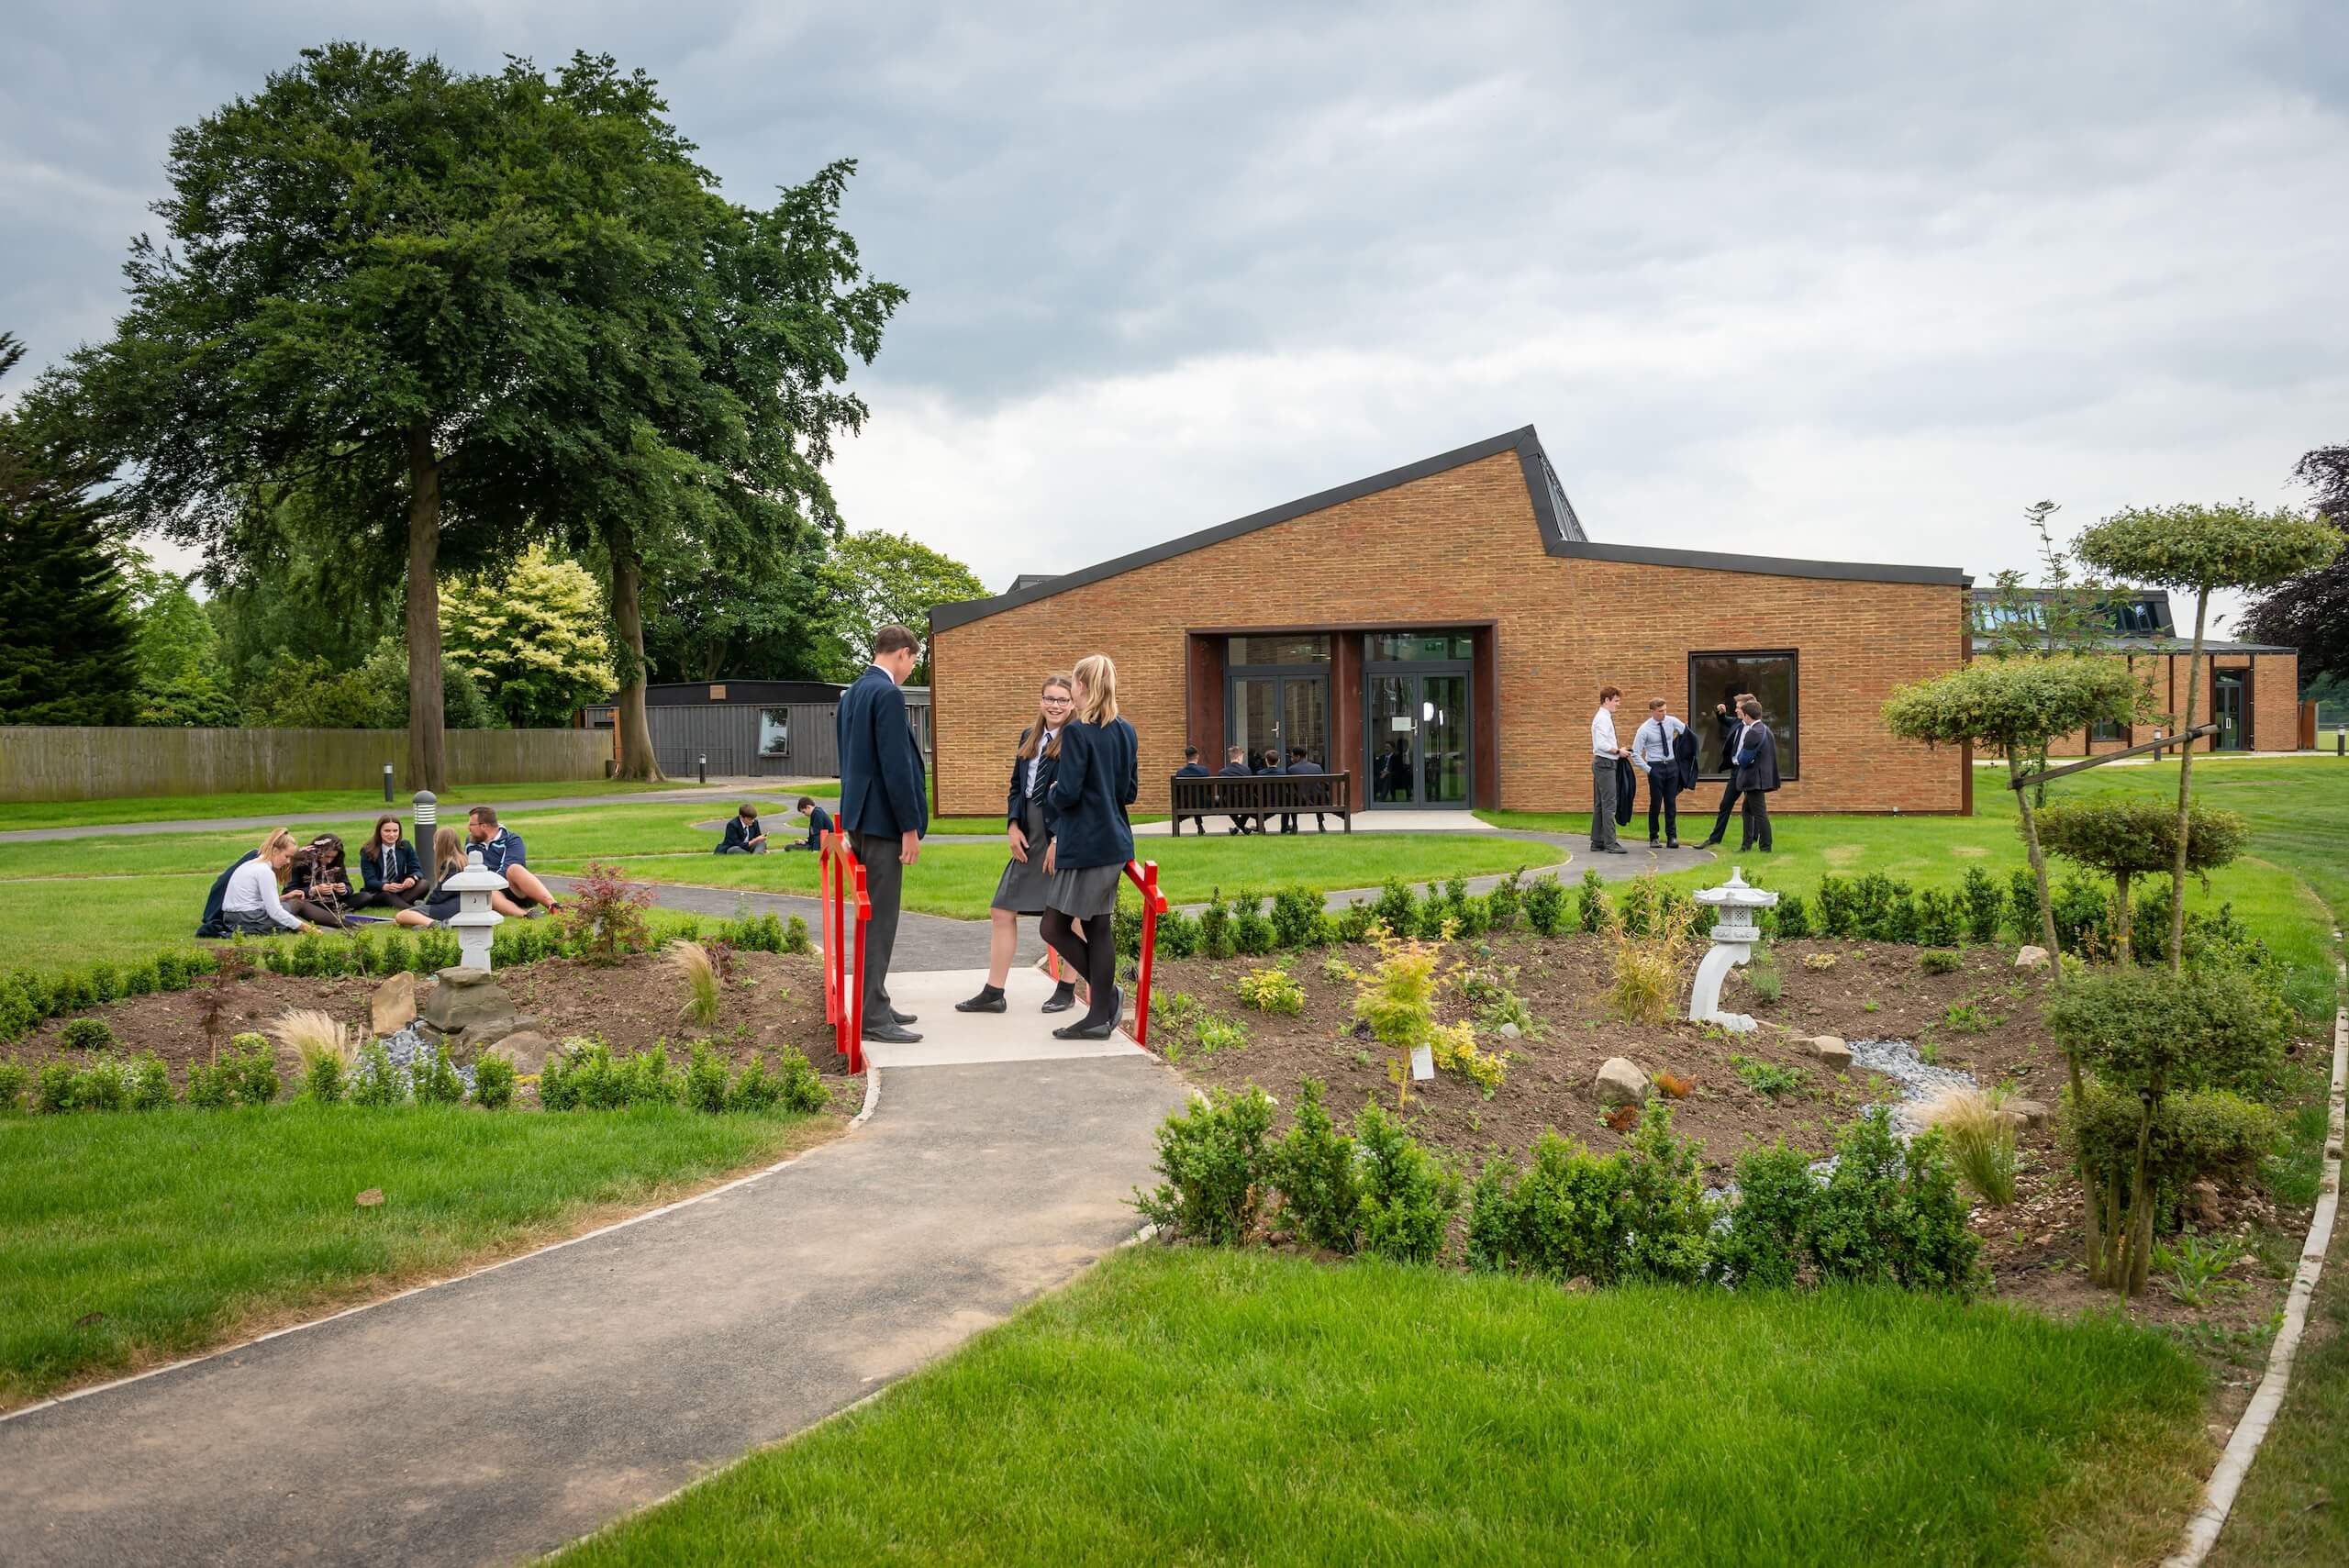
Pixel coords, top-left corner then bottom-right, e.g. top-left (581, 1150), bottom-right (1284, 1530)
top-left (1409, 1045), bottom-right (1434, 1080)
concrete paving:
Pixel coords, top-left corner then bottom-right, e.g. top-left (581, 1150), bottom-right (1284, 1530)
top-left (0, 1053), bottom-right (1184, 1568)
top-left (862, 968), bottom-right (1151, 1069)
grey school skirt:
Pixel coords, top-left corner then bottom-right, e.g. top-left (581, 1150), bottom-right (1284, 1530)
top-left (1046, 860), bottom-right (1125, 920)
top-left (990, 802), bottom-right (1052, 916)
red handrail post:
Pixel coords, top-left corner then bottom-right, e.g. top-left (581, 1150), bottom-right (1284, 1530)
top-left (819, 829), bottom-right (840, 1028)
top-left (1122, 859), bottom-right (1169, 1050)
top-left (846, 862), bottom-right (870, 1074)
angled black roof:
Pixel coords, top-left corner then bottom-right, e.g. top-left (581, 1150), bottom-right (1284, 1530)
top-left (930, 426), bottom-right (1967, 634)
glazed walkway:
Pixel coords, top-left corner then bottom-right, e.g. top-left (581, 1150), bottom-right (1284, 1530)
top-left (0, 1048), bottom-right (1180, 1567)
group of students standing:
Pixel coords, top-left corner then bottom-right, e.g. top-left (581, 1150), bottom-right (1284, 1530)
top-left (1588, 687), bottom-right (1780, 855)
top-left (828, 627), bottom-right (1141, 1049)
top-left (198, 806), bottom-right (563, 939)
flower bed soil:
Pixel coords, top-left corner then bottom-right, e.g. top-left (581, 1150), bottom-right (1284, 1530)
top-left (8, 949), bottom-right (861, 1105)
top-left (1145, 932), bottom-right (2316, 1344)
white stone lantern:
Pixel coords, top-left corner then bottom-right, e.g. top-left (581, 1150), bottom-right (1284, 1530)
top-left (440, 849), bottom-right (508, 971)
top-left (1688, 867), bottom-right (1779, 1034)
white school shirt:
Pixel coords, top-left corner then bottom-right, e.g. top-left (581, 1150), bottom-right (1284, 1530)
top-left (1024, 729), bottom-right (1058, 798)
top-left (1591, 707), bottom-right (1620, 759)
top-left (222, 856), bottom-right (303, 929)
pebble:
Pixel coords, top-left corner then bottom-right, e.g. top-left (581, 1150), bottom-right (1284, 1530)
top-left (1844, 1038), bottom-right (1978, 1136)
top-left (378, 1024), bottom-right (478, 1095)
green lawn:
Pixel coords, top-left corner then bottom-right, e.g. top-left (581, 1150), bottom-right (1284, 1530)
top-left (0, 1102), bottom-right (819, 1407)
top-left (2210, 1218), bottom-right (2349, 1567)
top-left (554, 1246), bottom-right (2206, 1568)
top-left (552, 834), bottom-right (1566, 920)
top-left (0, 777), bottom-right (731, 832)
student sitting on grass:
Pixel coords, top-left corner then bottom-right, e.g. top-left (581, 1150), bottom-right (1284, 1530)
top-left (464, 806), bottom-right (562, 917)
top-left (218, 829), bottom-right (316, 937)
top-left (393, 828), bottom-right (469, 928)
top-left (283, 834), bottom-right (352, 928)
top-left (352, 815), bottom-right (424, 911)
top-left (716, 803), bottom-right (770, 854)
top-left (195, 837), bottom-right (264, 939)
top-left (785, 795), bottom-right (833, 852)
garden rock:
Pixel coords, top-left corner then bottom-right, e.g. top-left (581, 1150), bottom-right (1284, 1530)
top-left (490, 1029), bottom-right (555, 1077)
top-left (2014, 945), bottom-right (2051, 970)
top-left (370, 972), bottom-right (417, 1036)
top-left (1594, 1057), bottom-right (1650, 1107)
top-left (2188, 1179), bottom-right (2224, 1230)
top-left (2005, 1097), bottom-right (2051, 1129)
top-left (1811, 1035), bottom-right (1851, 1068)
top-left (417, 966), bottom-right (521, 1052)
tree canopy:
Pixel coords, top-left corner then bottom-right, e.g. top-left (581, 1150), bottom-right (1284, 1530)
top-left (2031, 798), bottom-right (2248, 880)
top-left (440, 546), bottom-right (616, 728)
top-left (830, 529), bottom-right (986, 679)
top-left (0, 333), bottom-right (138, 726)
top-left (2072, 502), bottom-right (2339, 595)
top-left (1879, 657), bottom-right (2146, 756)
top-left (2242, 445), bottom-right (2349, 684)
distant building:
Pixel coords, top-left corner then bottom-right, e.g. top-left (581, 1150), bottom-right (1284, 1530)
top-left (579, 680), bottom-right (932, 779)
top-left (1968, 586), bottom-right (2299, 754)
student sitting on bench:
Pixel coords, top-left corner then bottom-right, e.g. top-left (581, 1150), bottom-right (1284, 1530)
top-left (1285, 746), bottom-right (1328, 832)
top-left (716, 803), bottom-right (769, 853)
top-left (1217, 745), bottom-right (1258, 834)
top-left (785, 795), bottom-right (833, 851)
top-left (1172, 745), bottom-right (1210, 834)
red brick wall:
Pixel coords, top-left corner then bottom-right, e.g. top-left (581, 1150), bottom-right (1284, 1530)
top-left (930, 452), bottom-right (1969, 817)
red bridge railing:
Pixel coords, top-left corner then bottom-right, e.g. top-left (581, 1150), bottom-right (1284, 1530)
top-left (1122, 859), bottom-right (1169, 1051)
top-left (819, 829), bottom-right (872, 1074)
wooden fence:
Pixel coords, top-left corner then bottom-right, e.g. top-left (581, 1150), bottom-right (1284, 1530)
top-left (0, 727), bottom-right (610, 804)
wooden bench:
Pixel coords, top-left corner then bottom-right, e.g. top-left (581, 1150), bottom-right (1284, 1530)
top-left (1170, 773), bottom-right (1352, 835)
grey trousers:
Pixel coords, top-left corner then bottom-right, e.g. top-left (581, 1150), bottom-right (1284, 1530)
top-left (1590, 759), bottom-right (1620, 849)
top-left (852, 830), bottom-right (903, 1024)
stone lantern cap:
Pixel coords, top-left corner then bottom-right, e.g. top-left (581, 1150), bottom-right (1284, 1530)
top-left (1695, 867), bottom-right (1778, 913)
top-left (440, 849), bottom-right (509, 895)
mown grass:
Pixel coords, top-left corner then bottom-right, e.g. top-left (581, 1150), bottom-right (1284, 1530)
top-left (550, 833), bottom-right (1565, 920)
top-left (0, 776), bottom-right (736, 832)
top-left (0, 1102), bottom-right (821, 1407)
top-left (554, 1246), bottom-right (2208, 1568)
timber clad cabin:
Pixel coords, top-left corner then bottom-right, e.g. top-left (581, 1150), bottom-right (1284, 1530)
top-left (927, 427), bottom-right (1980, 818)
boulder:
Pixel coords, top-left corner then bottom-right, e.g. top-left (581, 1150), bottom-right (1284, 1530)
top-left (370, 972), bottom-right (417, 1037)
top-left (1594, 1057), bottom-right (1650, 1108)
top-left (2014, 946), bottom-right (2052, 970)
top-left (2005, 1097), bottom-right (2052, 1129)
top-left (487, 1029), bottom-right (555, 1076)
top-left (1811, 1035), bottom-right (1851, 1068)
top-left (2188, 1179), bottom-right (2224, 1231)
top-left (417, 966), bottom-right (521, 1055)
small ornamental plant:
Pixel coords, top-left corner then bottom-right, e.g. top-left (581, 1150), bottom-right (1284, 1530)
top-left (1350, 928), bottom-right (1455, 1110)
top-left (562, 862), bottom-right (656, 965)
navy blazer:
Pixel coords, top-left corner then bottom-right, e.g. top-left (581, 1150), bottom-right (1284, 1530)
top-left (1172, 762), bottom-right (1209, 779)
top-left (1005, 730), bottom-right (1060, 828)
top-left (1216, 762), bottom-right (1252, 778)
top-left (361, 840), bottom-right (422, 891)
top-left (1047, 717), bottom-right (1139, 869)
top-left (196, 850), bottom-right (260, 938)
top-left (1733, 722), bottom-right (1783, 794)
top-left (799, 803), bottom-right (833, 850)
top-left (835, 664), bottom-right (930, 840)
top-left (718, 817), bottom-right (763, 852)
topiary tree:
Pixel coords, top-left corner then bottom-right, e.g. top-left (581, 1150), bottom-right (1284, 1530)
top-left (2074, 504), bottom-right (2340, 972)
top-left (2045, 963), bottom-right (2290, 1292)
top-left (2032, 799), bottom-right (2248, 962)
top-left (1882, 655), bottom-right (2146, 1276)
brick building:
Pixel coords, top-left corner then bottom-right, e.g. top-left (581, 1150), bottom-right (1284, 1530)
top-left (927, 427), bottom-right (1978, 818)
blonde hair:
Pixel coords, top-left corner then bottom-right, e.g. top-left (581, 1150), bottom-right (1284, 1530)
top-left (433, 826), bottom-right (464, 879)
top-left (1019, 673), bottom-right (1074, 760)
top-left (1070, 653), bottom-right (1119, 726)
top-left (259, 828), bottom-right (295, 856)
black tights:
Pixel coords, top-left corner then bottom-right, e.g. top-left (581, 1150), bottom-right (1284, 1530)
top-left (1040, 907), bottom-right (1119, 1027)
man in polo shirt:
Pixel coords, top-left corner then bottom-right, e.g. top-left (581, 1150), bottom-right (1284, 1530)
top-left (1590, 686), bottom-right (1631, 854)
top-left (466, 806), bottom-right (562, 917)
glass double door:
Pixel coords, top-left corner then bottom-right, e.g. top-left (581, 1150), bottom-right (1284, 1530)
top-left (2212, 670), bottom-right (2247, 751)
top-left (1230, 673), bottom-right (1329, 771)
top-left (1368, 671), bottom-right (1469, 806)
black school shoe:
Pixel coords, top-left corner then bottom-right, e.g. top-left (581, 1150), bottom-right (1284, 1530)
top-left (955, 985), bottom-right (1007, 1014)
top-left (1041, 982), bottom-right (1078, 1014)
top-left (1053, 985), bottom-right (1121, 1040)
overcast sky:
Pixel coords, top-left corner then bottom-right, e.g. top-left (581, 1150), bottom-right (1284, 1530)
top-left (7, 1), bottom-right (2345, 634)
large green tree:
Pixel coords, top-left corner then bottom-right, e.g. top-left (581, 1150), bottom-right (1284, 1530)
top-left (439, 545), bottom-right (616, 728)
top-left (28, 44), bottom-right (713, 790)
top-left (829, 529), bottom-right (986, 683)
top-left (642, 526), bottom-right (849, 683)
top-left (2075, 503), bottom-right (2339, 970)
top-left (0, 333), bottom-right (138, 725)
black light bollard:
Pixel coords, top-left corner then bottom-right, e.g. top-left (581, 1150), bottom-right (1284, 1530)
top-left (698, 753), bottom-right (707, 784)
top-left (383, 763), bottom-right (395, 804)
top-left (413, 791), bottom-right (437, 879)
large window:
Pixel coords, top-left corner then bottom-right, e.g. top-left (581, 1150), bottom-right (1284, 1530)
top-left (1368, 630), bottom-right (1475, 662)
top-left (1687, 651), bottom-right (1798, 780)
top-left (1228, 634), bottom-right (1330, 665)
top-left (758, 709), bottom-right (790, 759)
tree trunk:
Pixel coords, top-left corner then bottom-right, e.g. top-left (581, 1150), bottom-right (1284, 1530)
top-left (609, 526), bottom-right (664, 784)
top-left (404, 425), bottom-right (446, 795)
top-left (2111, 868), bottom-right (2132, 964)
top-left (2168, 593), bottom-right (2209, 973)
top-left (2123, 1090), bottom-right (2155, 1294)
top-left (2015, 751), bottom-right (2106, 1279)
